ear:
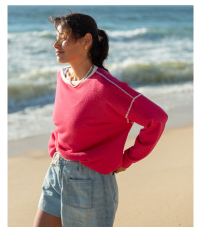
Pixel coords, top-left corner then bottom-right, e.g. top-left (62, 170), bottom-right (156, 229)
top-left (84, 33), bottom-right (93, 49)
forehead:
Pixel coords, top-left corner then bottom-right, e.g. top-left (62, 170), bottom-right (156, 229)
top-left (56, 24), bottom-right (71, 36)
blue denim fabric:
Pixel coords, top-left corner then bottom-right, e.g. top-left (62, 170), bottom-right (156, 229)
top-left (38, 153), bottom-right (119, 227)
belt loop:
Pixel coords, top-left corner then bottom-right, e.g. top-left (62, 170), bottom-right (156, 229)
top-left (79, 162), bottom-right (83, 173)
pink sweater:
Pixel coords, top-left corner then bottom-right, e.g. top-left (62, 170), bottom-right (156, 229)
top-left (49, 66), bottom-right (168, 174)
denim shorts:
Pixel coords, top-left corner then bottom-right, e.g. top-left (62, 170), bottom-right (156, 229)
top-left (38, 152), bottom-right (119, 227)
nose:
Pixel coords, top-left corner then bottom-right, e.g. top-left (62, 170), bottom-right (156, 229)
top-left (53, 40), bottom-right (61, 49)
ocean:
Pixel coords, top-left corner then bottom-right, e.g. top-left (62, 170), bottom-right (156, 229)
top-left (8, 5), bottom-right (193, 140)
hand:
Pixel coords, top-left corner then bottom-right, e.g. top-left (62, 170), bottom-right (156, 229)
top-left (114, 166), bottom-right (127, 174)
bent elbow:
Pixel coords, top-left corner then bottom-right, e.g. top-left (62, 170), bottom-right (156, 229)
top-left (162, 111), bottom-right (168, 124)
top-left (153, 110), bottom-right (168, 132)
top-left (164, 111), bottom-right (168, 124)
top-left (157, 111), bottom-right (168, 133)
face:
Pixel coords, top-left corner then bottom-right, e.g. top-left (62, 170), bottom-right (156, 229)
top-left (54, 24), bottom-right (85, 64)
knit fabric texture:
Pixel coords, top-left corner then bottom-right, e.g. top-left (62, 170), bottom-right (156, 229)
top-left (48, 66), bottom-right (168, 174)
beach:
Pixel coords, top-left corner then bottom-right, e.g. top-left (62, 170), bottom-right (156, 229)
top-left (8, 124), bottom-right (193, 227)
top-left (7, 5), bottom-right (193, 227)
top-left (8, 5), bottom-right (193, 141)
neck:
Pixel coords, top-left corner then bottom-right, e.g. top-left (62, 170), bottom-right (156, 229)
top-left (68, 59), bottom-right (93, 81)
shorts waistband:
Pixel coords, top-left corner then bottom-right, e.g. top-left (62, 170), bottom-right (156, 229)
top-left (50, 150), bottom-right (84, 172)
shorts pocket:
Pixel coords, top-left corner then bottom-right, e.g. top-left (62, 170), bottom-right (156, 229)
top-left (68, 178), bottom-right (94, 209)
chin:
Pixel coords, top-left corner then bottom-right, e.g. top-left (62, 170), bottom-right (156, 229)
top-left (57, 58), bottom-right (68, 64)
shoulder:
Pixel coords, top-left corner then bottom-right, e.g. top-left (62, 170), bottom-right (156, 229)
top-left (95, 67), bottom-right (129, 92)
top-left (95, 67), bottom-right (141, 99)
top-left (95, 67), bottom-right (121, 85)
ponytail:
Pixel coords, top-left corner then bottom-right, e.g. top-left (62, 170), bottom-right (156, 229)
top-left (90, 29), bottom-right (109, 73)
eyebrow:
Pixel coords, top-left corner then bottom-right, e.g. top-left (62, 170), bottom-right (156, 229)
top-left (56, 32), bottom-right (64, 36)
top-left (56, 29), bottom-right (72, 37)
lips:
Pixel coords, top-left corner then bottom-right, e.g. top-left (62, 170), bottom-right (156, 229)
top-left (56, 51), bottom-right (64, 56)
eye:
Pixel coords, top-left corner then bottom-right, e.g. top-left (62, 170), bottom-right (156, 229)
top-left (56, 36), bottom-right (67, 42)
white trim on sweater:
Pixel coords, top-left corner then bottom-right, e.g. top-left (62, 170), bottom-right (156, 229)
top-left (60, 68), bottom-right (142, 123)
top-left (125, 93), bottom-right (142, 120)
top-left (96, 71), bottom-right (142, 101)
top-left (60, 65), bottom-right (98, 85)
top-left (96, 70), bottom-right (142, 122)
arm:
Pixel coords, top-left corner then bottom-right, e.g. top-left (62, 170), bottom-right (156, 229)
top-left (121, 94), bottom-right (168, 168)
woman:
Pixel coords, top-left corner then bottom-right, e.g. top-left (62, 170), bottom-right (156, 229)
top-left (33, 11), bottom-right (168, 227)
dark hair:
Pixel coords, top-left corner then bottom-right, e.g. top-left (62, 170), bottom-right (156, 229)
top-left (49, 10), bottom-right (109, 73)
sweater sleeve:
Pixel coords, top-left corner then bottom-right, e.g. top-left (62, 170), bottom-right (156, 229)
top-left (48, 129), bottom-right (58, 158)
top-left (121, 94), bottom-right (168, 168)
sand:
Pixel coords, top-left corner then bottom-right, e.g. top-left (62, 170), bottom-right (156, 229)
top-left (8, 125), bottom-right (193, 227)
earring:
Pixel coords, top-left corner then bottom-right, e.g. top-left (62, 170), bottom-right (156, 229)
top-left (85, 46), bottom-right (87, 49)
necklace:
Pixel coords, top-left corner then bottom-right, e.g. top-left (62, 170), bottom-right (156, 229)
top-left (67, 65), bottom-right (94, 88)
